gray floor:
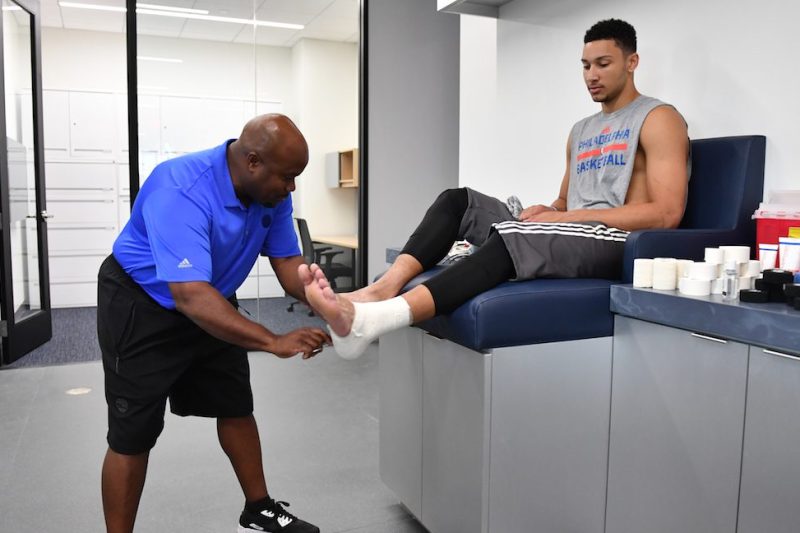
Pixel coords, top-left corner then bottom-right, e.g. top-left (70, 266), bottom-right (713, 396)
top-left (0, 341), bottom-right (427, 532)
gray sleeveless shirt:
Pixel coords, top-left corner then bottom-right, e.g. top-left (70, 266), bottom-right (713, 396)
top-left (566, 95), bottom-right (688, 211)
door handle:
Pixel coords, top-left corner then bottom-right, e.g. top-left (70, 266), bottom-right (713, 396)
top-left (27, 211), bottom-right (55, 221)
top-left (763, 349), bottom-right (800, 362)
top-left (690, 332), bottom-right (728, 344)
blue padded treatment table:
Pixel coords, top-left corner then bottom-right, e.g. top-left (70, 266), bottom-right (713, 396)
top-left (403, 268), bottom-right (615, 351)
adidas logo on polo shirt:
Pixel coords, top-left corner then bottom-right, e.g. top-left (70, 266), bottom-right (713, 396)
top-left (177, 258), bottom-right (193, 269)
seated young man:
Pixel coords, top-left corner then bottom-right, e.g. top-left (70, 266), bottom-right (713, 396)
top-left (301, 18), bottom-right (690, 360)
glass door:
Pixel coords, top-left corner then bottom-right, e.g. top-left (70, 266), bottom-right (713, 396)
top-left (0, 0), bottom-right (51, 365)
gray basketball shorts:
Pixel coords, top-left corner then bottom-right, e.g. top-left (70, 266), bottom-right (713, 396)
top-left (458, 188), bottom-right (630, 280)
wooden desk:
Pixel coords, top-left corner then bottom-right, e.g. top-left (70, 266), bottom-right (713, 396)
top-left (313, 234), bottom-right (358, 249)
top-left (313, 234), bottom-right (359, 289)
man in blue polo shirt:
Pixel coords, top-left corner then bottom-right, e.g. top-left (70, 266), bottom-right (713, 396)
top-left (97, 114), bottom-right (328, 533)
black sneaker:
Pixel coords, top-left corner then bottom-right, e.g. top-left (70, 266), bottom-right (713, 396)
top-left (237, 498), bottom-right (320, 533)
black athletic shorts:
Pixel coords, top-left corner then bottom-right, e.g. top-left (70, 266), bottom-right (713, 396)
top-left (97, 254), bottom-right (253, 455)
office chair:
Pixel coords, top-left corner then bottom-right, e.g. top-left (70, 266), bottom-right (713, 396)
top-left (287, 218), bottom-right (355, 313)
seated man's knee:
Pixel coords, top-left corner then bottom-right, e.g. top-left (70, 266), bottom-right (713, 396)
top-left (435, 187), bottom-right (468, 212)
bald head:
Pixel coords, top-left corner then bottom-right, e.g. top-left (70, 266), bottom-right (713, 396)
top-left (237, 113), bottom-right (309, 168)
top-left (228, 113), bottom-right (309, 207)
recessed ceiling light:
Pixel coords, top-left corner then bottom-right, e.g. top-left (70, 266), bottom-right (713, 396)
top-left (138, 55), bottom-right (183, 63)
top-left (65, 387), bottom-right (92, 395)
top-left (136, 3), bottom-right (208, 15)
top-left (59, 2), bottom-right (304, 30)
top-left (59, 2), bottom-right (125, 13)
top-left (135, 8), bottom-right (304, 30)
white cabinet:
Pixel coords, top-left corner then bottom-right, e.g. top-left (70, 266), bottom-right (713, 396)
top-left (46, 161), bottom-right (115, 191)
top-left (161, 96), bottom-right (244, 155)
top-left (235, 256), bottom-right (281, 299)
top-left (42, 90), bottom-right (69, 153)
top-left (68, 91), bottom-right (116, 157)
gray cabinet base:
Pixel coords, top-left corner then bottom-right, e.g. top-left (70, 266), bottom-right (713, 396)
top-left (379, 328), bottom-right (612, 533)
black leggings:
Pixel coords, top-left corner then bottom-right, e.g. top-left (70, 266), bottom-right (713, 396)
top-left (400, 188), bottom-right (517, 315)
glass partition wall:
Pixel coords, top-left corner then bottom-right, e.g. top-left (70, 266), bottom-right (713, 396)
top-left (0, 0), bottom-right (52, 363)
top-left (133, 0), bottom-right (361, 320)
top-left (0, 1), bottom-right (360, 362)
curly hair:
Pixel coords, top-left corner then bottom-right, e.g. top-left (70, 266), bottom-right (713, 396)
top-left (584, 19), bottom-right (637, 55)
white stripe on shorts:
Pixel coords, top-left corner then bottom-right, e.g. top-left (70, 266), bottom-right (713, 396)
top-left (494, 221), bottom-right (630, 241)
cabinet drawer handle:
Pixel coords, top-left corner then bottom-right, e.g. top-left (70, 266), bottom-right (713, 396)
top-left (690, 332), bottom-right (728, 344)
top-left (763, 349), bottom-right (800, 361)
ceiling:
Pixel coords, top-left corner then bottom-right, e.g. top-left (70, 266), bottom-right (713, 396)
top-left (34, 0), bottom-right (359, 47)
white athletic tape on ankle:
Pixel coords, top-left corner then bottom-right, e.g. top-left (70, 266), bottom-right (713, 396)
top-left (331, 297), bottom-right (413, 360)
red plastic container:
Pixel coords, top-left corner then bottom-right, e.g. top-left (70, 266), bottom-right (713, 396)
top-left (756, 217), bottom-right (800, 262)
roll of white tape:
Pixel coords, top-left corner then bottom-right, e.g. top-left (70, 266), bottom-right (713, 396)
top-left (678, 277), bottom-right (711, 296)
top-left (711, 277), bottom-right (724, 295)
top-left (705, 248), bottom-right (724, 264)
top-left (687, 262), bottom-right (717, 281)
top-left (746, 259), bottom-right (762, 277)
top-left (652, 258), bottom-right (677, 290)
top-left (676, 260), bottom-right (694, 281)
top-left (739, 276), bottom-right (752, 290)
top-left (633, 258), bottom-right (654, 288)
top-left (737, 261), bottom-right (749, 277)
top-left (720, 245), bottom-right (750, 264)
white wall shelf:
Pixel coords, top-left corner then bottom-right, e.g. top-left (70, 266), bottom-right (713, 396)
top-left (437, 0), bottom-right (511, 18)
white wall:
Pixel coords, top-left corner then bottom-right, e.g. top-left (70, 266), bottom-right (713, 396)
top-left (459, 16), bottom-right (497, 195)
top-left (41, 28), bottom-right (291, 107)
top-left (368, 0), bottom-right (460, 281)
top-left (290, 38), bottom-right (359, 236)
top-left (459, 0), bottom-right (799, 203)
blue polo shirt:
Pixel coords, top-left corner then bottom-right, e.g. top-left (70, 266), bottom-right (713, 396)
top-left (113, 140), bottom-right (301, 309)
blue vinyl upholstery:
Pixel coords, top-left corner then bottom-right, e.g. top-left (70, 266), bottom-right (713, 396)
top-left (405, 135), bottom-right (766, 351)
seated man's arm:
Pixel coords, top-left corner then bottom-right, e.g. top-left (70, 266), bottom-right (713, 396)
top-left (530, 106), bottom-right (689, 231)
top-left (170, 281), bottom-right (329, 358)
top-left (520, 138), bottom-right (571, 220)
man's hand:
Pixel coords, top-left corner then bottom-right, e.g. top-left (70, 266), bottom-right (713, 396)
top-left (520, 204), bottom-right (559, 222)
top-left (170, 280), bottom-right (330, 358)
top-left (267, 327), bottom-right (332, 359)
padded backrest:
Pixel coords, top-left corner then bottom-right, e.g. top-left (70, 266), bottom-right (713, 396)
top-left (680, 136), bottom-right (766, 238)
top-left (295, 217), bottom-right (315, 264)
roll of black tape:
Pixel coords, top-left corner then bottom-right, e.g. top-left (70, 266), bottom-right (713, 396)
top-left (739, 289), bottom-right (769, 303)
top-left (783, 283), bottom-right (800, 299)
top-left (768, 286), bottom-right (787, 303)
top-left (763, 269), bottom-right (794, 285)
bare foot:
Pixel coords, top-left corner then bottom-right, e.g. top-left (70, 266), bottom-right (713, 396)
top-left (341, 286), bottom-right (382, 303)
top-left (299, 263), bottom-right (355, 337)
